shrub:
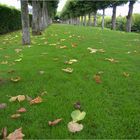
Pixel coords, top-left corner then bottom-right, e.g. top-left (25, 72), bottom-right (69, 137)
top-left (0, 4), bottom-right (32, 34)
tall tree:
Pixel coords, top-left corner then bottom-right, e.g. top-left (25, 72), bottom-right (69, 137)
top-left (20, 0), bottom-right (30, 45)
top-left (126, 0), bottom-right (136, 32)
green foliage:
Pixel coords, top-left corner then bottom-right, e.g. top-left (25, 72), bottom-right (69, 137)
top-left (0, 5), bottom-right (32, 34)
top-left (0, 5), bottom-right (21, 34)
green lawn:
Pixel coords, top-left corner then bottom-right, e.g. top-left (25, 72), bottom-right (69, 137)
top-left (0, 24), bottom-right (140, 139)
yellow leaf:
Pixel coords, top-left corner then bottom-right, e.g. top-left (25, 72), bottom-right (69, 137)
top-left (17, 95), bottom-right (25, 102)
top-left (62, 68), bottom-right (73, 73)
top-left (11, 114), bottom-right (21, 119)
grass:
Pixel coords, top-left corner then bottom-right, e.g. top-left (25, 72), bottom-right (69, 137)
top-left (0, 24), bottom-right (140, 139)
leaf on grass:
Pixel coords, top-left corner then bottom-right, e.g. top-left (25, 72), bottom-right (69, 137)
top-left (11, 76), bottom-right (21, 82)
top-left (9, 95), bottom-right (25, 102)
top-left (94, 74), bottom-right (102, 84)
top-left (17, 108), bottom-right (26, 113)
top-left (30, 96), bottom-right (43, 105)
top-left (71, 43), bottom-right (77, 48)
top-left (0, 103), bottom-right (7, 110)
top-left (68, 121), bottom-right (83, 133)
top-left (123, 72), bottom-right (130, 77)
top-left (48, 118), bottom-right (62, 126)
top-left (17, 95), bottom-right (25, 102)
top-left (39, 71), bottom-right (45, 75)
top-left (60, 39), bottom-right (66, 42)
top-left (11, 114), bottom-right (21, 119)
top-left (49, 43), bottom-right (57, 46)
top-left (62, 68), bottom-right (73, 73)
top-left (15, 49), bottom-right (22, 53)
top-left (14, 58), bottom-right (22, 62)
top-left (59, 46), bottom-right (67, 49)
top-left (87, 48), bottom-right (97, 53)
top-left (71, 110), bottom-right (86, 122)
top-left (26, 95), bottom-right (32, 101)
top-left (105, 58), bottom-right (119, 63)
top-left (8, 70), bottom-right (15, 74)
top-left (7, 128), bottom-right (24, 140)
top-left (65, 59), bottom-right (78, 65)
top-left (53, 58), bottom-right (59, 61)
top-left (1, 61), bottom-right (8, 65)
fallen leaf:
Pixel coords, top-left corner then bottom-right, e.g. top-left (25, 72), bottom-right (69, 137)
top-left (17, 108), bottom-right (26, 113)
top-left (0, 103), bottom-right (7, 110)
top-left (8, 70), bottom-right (15, 73)
top-left (105, 58), bottom-right (119, 63)
top-left (71, 43), bottom-right (77, 48)
top-left (26, 95), bottom-right (32, 101)
top-left (11, 114), bottom-right (21, 119)
top-left (30, 96), bottom-right (43, 105)
top-left (60, 39), bottom-right (66, 42)
top-left (1, 127), bottom-right (7, 139)
top-left (11, 76), bottom-right (21, 82)
top-left (59, 46), bottom-right (67, 49)
top-left (9, 96), bottom-right (18, 102)
top-left (65, 59), bottom-right (78, 65)
top-left (17, 95), bottom-right (25, 102)
top-left (71, 110), bottom-right (86, 122)
top-left (62, 68), bottom-right (73, 73)
top-left (123, 72), bottom-right (130, 77)
top-left (87, 48), bottom-right (97, 53)
top-left (39, 71), bottom-right (45, 75)
top-left (15, 49), bottom-right (22, 53)
top-left (14, 58), bottom-right (22, 62)
top-left (1, 61), bottom-right (8, 64)
top-left (48, 118), bottom-right (62, 126)
top-left (9, 95), bottom-right (25, 102)
top-left (94, 74), bottom-right (102, 84)
top-left (49, 43), bottom-right (57, 46)
top-left (68, 121), bottom-right (83, 133)
top-left (7, 128), bottom-right (24, 140)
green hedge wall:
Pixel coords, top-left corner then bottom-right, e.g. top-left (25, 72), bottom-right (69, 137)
top-left (0, 5), bottom-right (32, 34)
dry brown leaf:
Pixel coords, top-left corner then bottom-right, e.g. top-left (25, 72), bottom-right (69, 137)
top-left (26, 95), bottom-right (32, 101)
top-left (48, 118), bottom-right (62, 126)
top-left (11, 76), bottom-right (21, 82)
top-left (11, 114), bottom-right (21, 119)
top-left (94, 74), bottom-right (102, 84)
top-left (7, 128), bottom-right (25, 140)
top-left (17, 95), bottom-right (25, 102)
top-left (105, 58), bottom-right (119, 63)
top-left (123, 72), bottom-right (130, 77)
top-left (1, 127), bottom-right (7, 139)
top-left (1, 61), bottom-right (8, 64)
top-left (30, 96), bottom-right (43, 105)
top-left (68, 121), bottom-right (83, 133)
top-left (71, 43), bottom-right (77, 48)
top-left (0, 103), bottom-right (7, 110)
top-left (59, 46), bottom-right (67, 49)
top-left (87, 48), bottom-right (97, 53)
top-left (9, 96), bottom-right (18, 102)
top-left (62, 68), bottom-right (73, 73)
top-left (17, 108), bottom-right (26, 113)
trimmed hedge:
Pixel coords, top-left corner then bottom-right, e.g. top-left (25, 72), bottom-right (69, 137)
top-left (0, 5), bottom-right (32, 34)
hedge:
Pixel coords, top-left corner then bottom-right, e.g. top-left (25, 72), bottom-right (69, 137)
top-left (0, 5), bottom-right (32, 34)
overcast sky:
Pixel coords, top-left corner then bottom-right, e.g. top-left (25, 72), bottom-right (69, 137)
top-left (0, 0), bottom-right (140, 16)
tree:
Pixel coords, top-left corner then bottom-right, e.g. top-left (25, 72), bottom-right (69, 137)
top-left (126, 0), bottom-right (136, 32)
top-left (20, 0), bottom-right (30, 45)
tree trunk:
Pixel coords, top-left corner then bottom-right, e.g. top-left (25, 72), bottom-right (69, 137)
top-left (32, 1), bottom-right (42, 35)
top-left (126, 1), bottom-right (135, 32)
top-left (42, 1), bottom-right (48, 30)
top-left (84, 14), bottom-right (87, 26)
top-left (111, 5), bottom-right (117, 30)
top-left (20, 0), bottom-right (30, 45)
top-left (102, 8), bottom-right (105, 29)
top-left (81, 16), bottom-right (83, 25)
top-left (93, 11), bottom-right (97, 27)
top-left (88, 13), bottom-right (91, 26)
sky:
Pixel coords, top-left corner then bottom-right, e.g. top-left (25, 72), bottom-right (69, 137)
top-left (0, 0), bottom-right (140, 16)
